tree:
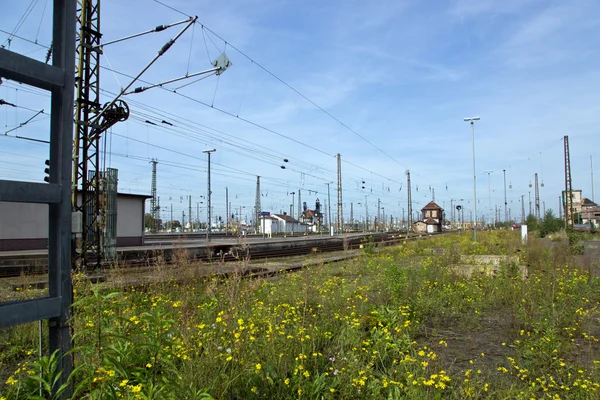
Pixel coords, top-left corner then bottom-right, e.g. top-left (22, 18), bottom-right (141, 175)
top-left (539, 209), bottom-right (565, 237)
top-left (144, 213), bottom-right (153, 230)
top-left (525, 214), bottom-right (538, 231)
top-left (144, 213), bottom-right (163, 231)
top-left (164, 220), bottom-right (181, 231)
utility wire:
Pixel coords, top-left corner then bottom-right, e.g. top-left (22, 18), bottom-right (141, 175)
top-left (2, 0), bottom-right (39, 48)
top-left (0, 28), bottom-right (49, 49)
top-left (152, 1), bottom-right (420, 175)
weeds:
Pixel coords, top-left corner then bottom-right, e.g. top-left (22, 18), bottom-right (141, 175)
top-left (1, 231), bottom-right (599, 399)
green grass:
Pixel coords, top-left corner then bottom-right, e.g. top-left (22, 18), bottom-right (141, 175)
top-left (1, 231), bottom-right (600, 399)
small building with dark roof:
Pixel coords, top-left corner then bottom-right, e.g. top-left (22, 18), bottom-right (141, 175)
top-left (413, 201), bottom-right (444, 233)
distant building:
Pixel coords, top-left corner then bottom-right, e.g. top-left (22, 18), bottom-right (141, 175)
top-left (413, 201), bottom-right (444, 233)
top-left (0, 192), bottom-right (150, 251)
top-left (581, 198), bottom-right (600, 227)
top-left (298, 199), bottom-right (323, 232)
top-left (259, 213), bottom-right (306, 235)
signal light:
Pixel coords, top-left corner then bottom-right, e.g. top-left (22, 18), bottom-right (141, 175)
top-left (44, 159), bottom-right (50, 183)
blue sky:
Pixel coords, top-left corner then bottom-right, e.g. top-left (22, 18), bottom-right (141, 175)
top-left (1, 0), bottom-right (599, 225)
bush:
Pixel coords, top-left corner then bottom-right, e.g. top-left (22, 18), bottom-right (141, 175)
top-left (525, 214), bottom-right (538, 231)
top-left (538, 209), bottom-right (564, 238)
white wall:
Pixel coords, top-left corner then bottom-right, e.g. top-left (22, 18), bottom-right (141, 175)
top-left (0, 202), bottom-right (48, 239)
top-left (117, 196), bottom-right (145, 238)
top-left (259, 218), bottom-right (274, 234)
top-left (0, 195), bottom-right (145, 241)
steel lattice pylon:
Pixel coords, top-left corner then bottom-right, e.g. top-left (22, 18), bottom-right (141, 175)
top-left (254, 176), bottom-right (261, 232)
top-left (337, 153), bottom-right (343, 233)
top-left (534, 172), bottom-right (540, 221)
top-left (150, 159), bottom-right (158, 232)
top-left (73, 0), bottom-right (128, 269)
top-left (73, 0), bottom-right (101, 269)
top-left (564, 135), bottom-right (574, 228)
top-left (406, 170), bottom-right (412, 231)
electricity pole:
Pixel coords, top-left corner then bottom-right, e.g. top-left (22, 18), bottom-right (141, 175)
top-left (559, 195), bottom-right (562, 220)
top-left (298, 189), bottom-right (301, 222)
top-left (521, 195), bottom-right (525, 223)
top-left (254, 176), bottom-right (260, 234)
top-left (377, 198), bottom-right (381, 231)
top-left (337, 153), bottom-right (343, 234)
top-left (365, 195), bottom-right (369, 232)
top-left (226, 187), bottom-right (229, 235)
top-left (290, 191), bottom-right (295, 236)
top-left (591, 155), bottom-right (595, 203)
top-left (326, 183), bottom-right (332, 236)
top-left (203, 148), bottom-right (216, 242)
top-left (406, 170), bottom-right (412, 232)
top-left (534, 173), bottom-right (540, 221)
top-left (150, 159), bottom-right (158, 232)
top-left (503, 169), bottom-right (508, 223)
top-left (564, 135), bottom-right (573, 228)
top-left (188, 195), bottom-right (192, 232)
top-left (157, 197), bottom-right (161, 231)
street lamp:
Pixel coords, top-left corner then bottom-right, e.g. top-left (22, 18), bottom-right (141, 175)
top-left (203, 148), bottom-right (216, 242)
top-left (464, 117), bottom-right (480, 241)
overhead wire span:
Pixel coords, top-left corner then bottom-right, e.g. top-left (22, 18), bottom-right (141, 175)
top-left (1, 0), bottom-right (39, 48)
top-left (90, 16), bottom-right (198, 127)
top-left (5, 109), bottom-right (44, 134)
top-left (152, 0), bottom-right (463, 192)
top-left (95, 18), bottom-right (193, 49)
top-left (0, 28), bottom-right (49, 49)
top-left (100, 79), bottom-right (402, 188)
top-left (34, 0), bottom-right (48, 44)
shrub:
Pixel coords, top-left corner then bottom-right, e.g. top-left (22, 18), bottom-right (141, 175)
top-left (538, 209), bottom-right (564, 238)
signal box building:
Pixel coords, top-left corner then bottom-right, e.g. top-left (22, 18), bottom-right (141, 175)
top-left (413, 201), bottom-right (444, 233)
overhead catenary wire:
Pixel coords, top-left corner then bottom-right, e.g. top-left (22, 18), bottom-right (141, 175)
top-left (0, 28), bottom-right (49, 49)
top-left (151, 0), bottom-right (435, 184)
top-left (1, 0), bottom-right (40, 48)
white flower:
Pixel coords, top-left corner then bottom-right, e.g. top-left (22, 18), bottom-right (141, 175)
top-left (226, 348), bottom-right (232, 354)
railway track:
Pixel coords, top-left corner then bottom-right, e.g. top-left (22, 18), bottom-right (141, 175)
top-left (0, 231), bottom-right (449, 278)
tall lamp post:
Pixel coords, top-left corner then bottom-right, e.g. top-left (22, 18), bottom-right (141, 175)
top-left (464, 117), bottom-right (480, 241)
top-left (203, 148), bottom-right (216, 242)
